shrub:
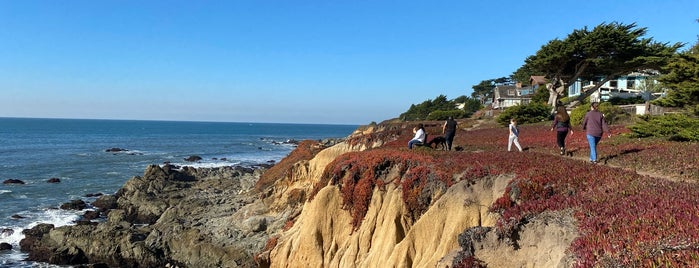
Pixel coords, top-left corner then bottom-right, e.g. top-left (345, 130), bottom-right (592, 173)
top-left (428, 110), bottom-right (466, 120)
top-left (496, 102), bottom-right (551, 126)
top-left (609, 96), bottom-right (645, 105)
top-left (628, 113), bottom-right (699, 141)
top-left (570, 102), bottom-right (627, 126)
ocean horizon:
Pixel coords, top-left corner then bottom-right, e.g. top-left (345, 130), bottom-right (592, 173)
top-left (0, 117), bottom-right (358, 267)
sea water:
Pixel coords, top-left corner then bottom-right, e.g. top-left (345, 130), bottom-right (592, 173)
top-left (0, 117), bottom-right (357, 267)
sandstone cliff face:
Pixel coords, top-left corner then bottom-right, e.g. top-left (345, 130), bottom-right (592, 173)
top-left (263, 123), bottom-right (578, 268)
top-left (269, 172), bottom-right (509, 267)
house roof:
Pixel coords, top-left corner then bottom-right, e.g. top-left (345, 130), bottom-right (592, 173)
top-left (530, 76), bottom-right (547, 85)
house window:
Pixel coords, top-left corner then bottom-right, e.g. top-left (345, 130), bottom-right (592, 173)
top-left (509, 89), bottom-right (515, 96)
top-left (627, 78), bottom-right (635, 89)
top-left (609, 80), bottom-right (618, 88)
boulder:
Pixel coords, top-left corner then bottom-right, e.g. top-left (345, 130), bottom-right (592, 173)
top-left (60, 200), bottom-right (87, 210)
top-left (92, 194), bottom-right (117, 211)
top-left (47, 178), bottom-right (61, 183)
top-left (1, 228), bottom-right (13, 236)
top-left (85, 192), bottom-right (104, 198)
top-left (184, 155), bottom-right (202, 162)
top-left (3, 179), bottom-right (25, 184)
top-left (105, 147), bottom-right (128, 152)
top-left (0, 242), bottom-right (11, 251)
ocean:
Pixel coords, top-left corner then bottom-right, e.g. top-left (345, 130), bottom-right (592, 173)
top-left (0, 117), bottom-right (357, 267)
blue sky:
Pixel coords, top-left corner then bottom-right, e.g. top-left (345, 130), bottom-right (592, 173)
top-left (1, 1), bottom-right (697, 125)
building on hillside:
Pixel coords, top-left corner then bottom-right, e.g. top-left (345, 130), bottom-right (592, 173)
top-left (492, 84), bottom-right (535, 109)
top-left (530, 75), bottom-right (547, 90)
top-left (567, 71), bottom-right (663, 103)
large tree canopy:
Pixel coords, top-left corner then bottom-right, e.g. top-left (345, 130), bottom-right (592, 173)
top-left (656, 38), bottom-right (699, 112)
top-left (514, 22), bottom-right (682, 107)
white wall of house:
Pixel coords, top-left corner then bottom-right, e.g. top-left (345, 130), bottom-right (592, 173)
top-left (568, 73), bottom-right (657, 100)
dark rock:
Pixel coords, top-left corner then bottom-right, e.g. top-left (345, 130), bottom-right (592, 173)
top-left (47, 178), bottom-right (61, 183)
top-left (0, 242), bottom-right (11, 251)
top-left (3, 179), bottom-right (25, 185)
top-left (105, 148), bottom-right (128, 152)
top-left (1, 228), bottom-right (13, 236)
top-left (85, 192), bottom-right (103, 198)
top-left (60, 200), bottom-right (87, 210)
top-left (11, 214), bottom-right (25, 219)
top-left (82, 210), bottom-right (100, 221)
top-left (91, 195), bottom-right (117, 211)
top-left (184, 155), bottom-right (202, 162)
top-left (20, 223), bottom-right (55, 252)
top-left (234, 166), bottom-right (255, 174)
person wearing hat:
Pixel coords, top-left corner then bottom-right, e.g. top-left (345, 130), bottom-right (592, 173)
top-left (582, 102), bottom-right (611, 163)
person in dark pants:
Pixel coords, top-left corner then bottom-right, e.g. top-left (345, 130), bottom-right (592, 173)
top-left (551, 106), bottom-right (573, 155)
top-left (442, 116), bottom-right (457, 150)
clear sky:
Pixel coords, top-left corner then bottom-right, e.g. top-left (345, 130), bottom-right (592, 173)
top-left (1, 0), bottom-right (697, 125)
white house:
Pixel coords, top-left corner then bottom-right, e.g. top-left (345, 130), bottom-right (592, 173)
top-left (492, 84), bottom-right (535, 109)
top-left (567, 71), bottom-right (662, 103)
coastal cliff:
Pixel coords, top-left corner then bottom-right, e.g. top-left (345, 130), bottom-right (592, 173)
top-left (21, 122), bottom-right (577, 267)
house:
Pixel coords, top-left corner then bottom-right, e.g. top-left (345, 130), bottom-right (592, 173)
top-left (530, 76), bottom-right (547, 90)
top-left (567, 71), bottom-right (661, 103)
top-left (492, 84), bottom-right (535, 109)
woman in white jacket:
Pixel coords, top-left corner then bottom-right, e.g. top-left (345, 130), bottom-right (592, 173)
top-left (508, 118), bottom-right (523, 152)
top-left (408, 123), bottom-right (426, 149)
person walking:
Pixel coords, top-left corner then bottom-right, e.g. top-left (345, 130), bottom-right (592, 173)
top-left (442, 116), bottom-right (457, 151)
top-left (408, 123), bottom-right (426, 149)
top-left (508, 118), bottom-right (523, 152)
top-left (582, 102), bottom-right (611, 163)
top-left (551, 106), bottom-right (574, 155)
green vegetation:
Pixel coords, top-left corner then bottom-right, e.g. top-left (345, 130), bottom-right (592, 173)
top-left (570, 101), bottom-right (628, 126)
top-left (655, 38), bottom-right (699, 115)
top-left (513, 22), bottom-right (681, 106)
top-left (400, 94), bottom-right (481, 121)
top-left (629, 114), bottom-right (699, 141)
top-left (495, 102), bottom-right (550, 126)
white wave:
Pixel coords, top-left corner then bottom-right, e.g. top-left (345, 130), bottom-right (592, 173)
top-left (0, 190), bottom-right (11, 195)
top-left (0, 209), bottom-right (80, 246)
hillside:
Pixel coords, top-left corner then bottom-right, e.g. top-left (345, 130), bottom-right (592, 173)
top-left (20, 117), bottom-right (699, 267)
top-left (260, 117), bottom-right (699, 267)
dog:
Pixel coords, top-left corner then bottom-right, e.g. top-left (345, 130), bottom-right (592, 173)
top-left (428, 136), bottom-right (447, 150)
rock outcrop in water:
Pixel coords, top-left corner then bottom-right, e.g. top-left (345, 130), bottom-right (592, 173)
top-left (21, 164), bottom-right (272, 267)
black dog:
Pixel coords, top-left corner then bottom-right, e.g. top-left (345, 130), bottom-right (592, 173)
top-left (428, 136), bottom-right (447, 150)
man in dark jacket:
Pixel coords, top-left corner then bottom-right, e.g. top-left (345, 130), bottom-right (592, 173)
top-left (442, 116), bottom-right (458, 151)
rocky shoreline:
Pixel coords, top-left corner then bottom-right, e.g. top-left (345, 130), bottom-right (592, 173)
top-left (20, 164), bottom-right (275, 267)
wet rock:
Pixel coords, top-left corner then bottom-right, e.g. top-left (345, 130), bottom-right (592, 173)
top-left (0, 242), bottom-right (11, 251)
top-left (1, 228), bottom-right (14, 236)
top-left (11, 214), bottom-right (25, 219)
top-left (3, 179), bottom-right (25, 185)
top-left (105, 148), bottom-right (128, 152)
top-left (60, 200), bottom-right (87, 210)
top-left (85, 193), bottom-right (103, 198)
top-left (47, 178), bottom-right (61, 183)
top-left (92, 195), bottom-right (117, 211)
top-left (184, 155), bottom-right (202, 162)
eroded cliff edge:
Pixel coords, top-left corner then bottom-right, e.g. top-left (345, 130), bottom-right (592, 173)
top-left (21, 123), bottom-right (578, 267)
